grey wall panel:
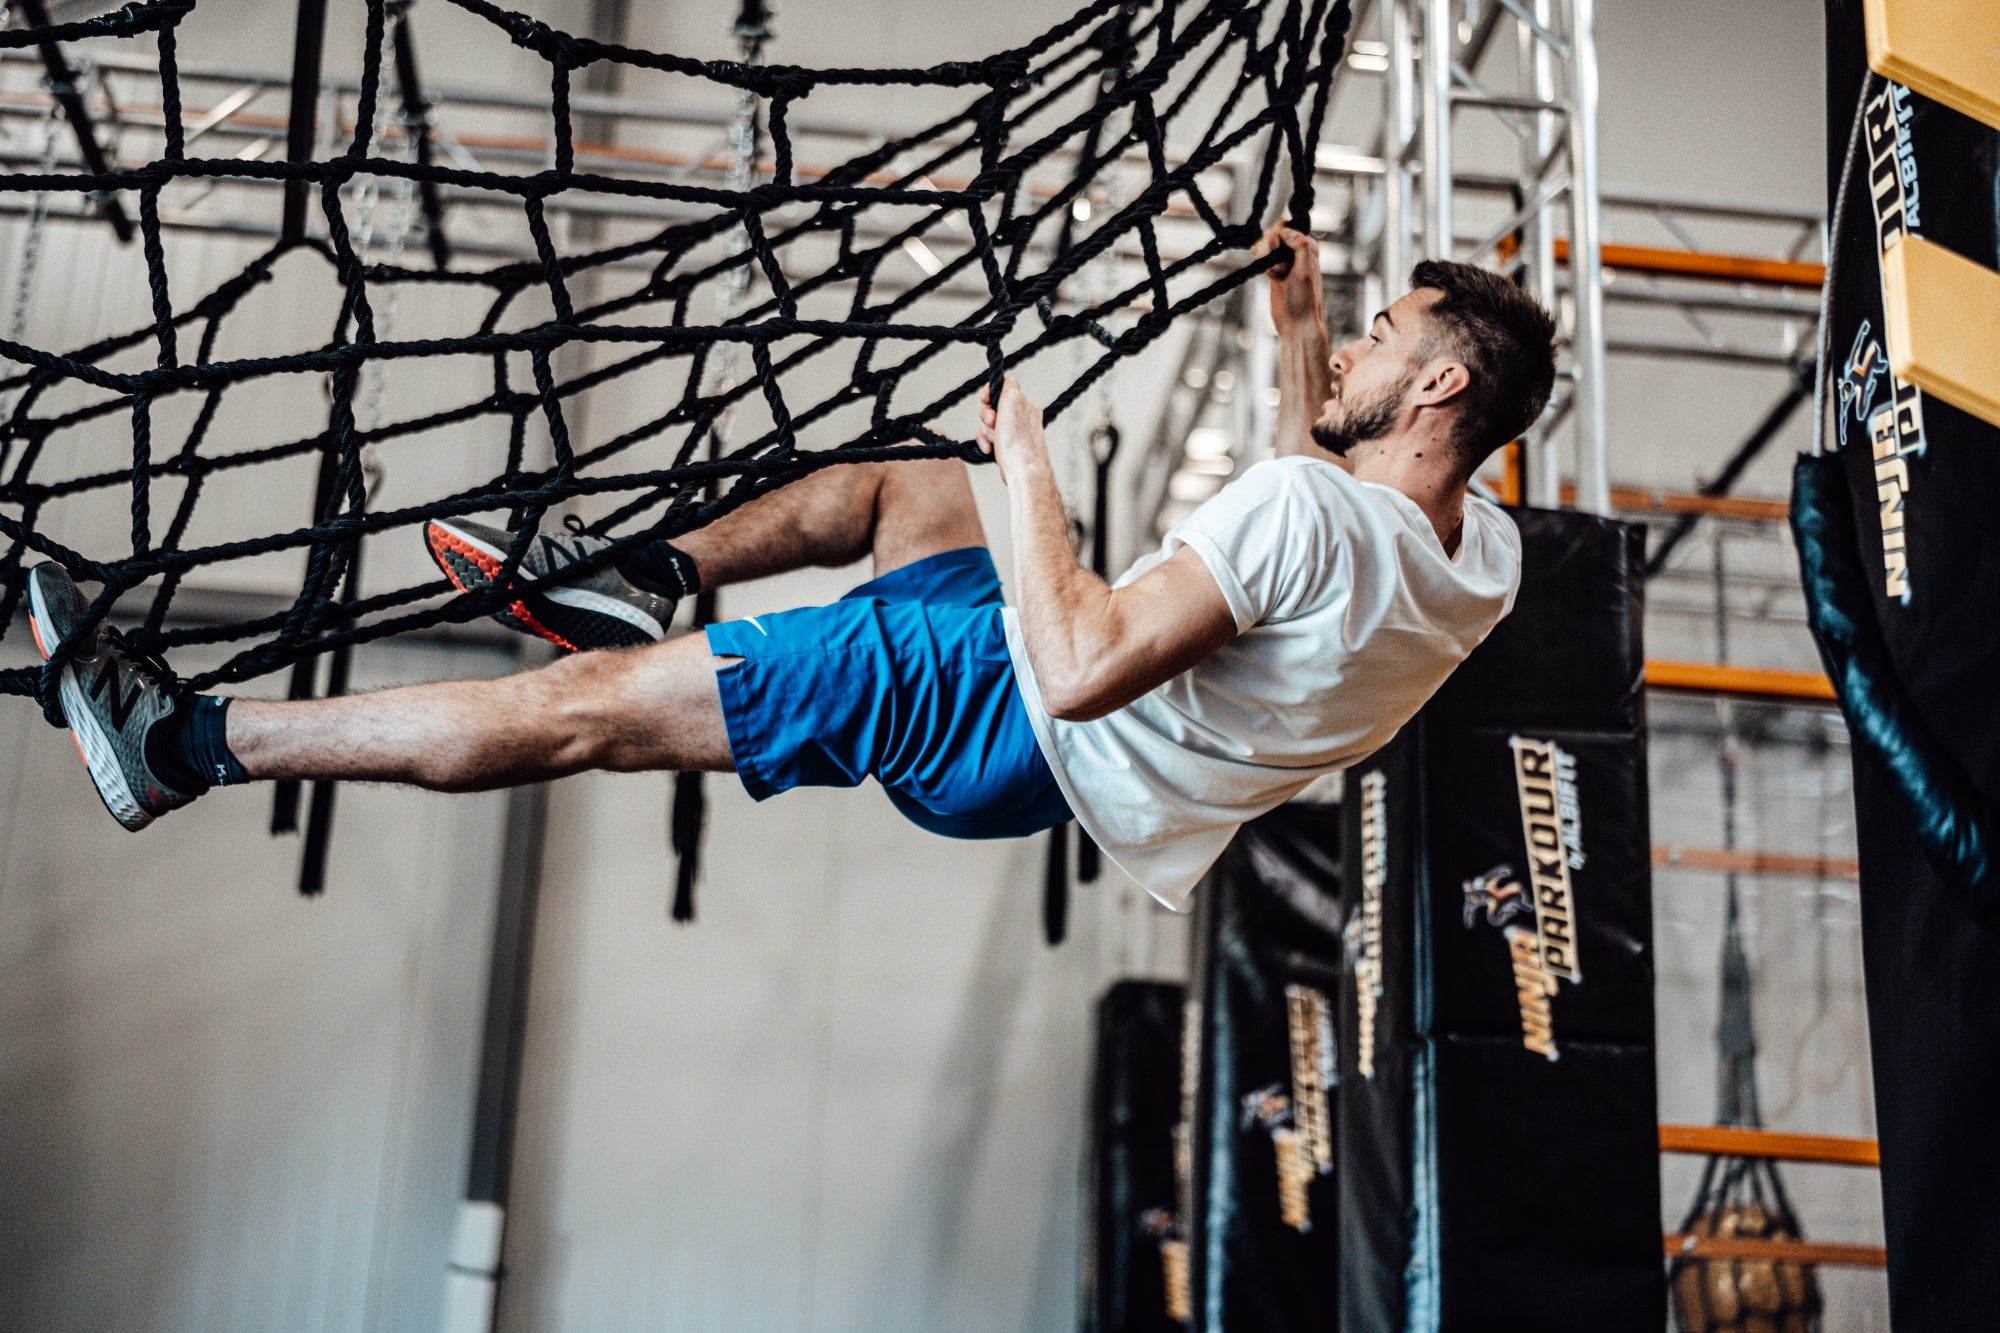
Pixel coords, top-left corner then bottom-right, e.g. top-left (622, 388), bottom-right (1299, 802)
top-left (493, 544), bottom-right (1188, 1333)
top-left (0, 640), bottom-right (509, 1333)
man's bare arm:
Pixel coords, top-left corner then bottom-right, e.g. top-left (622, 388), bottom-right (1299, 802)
top-left (1255, 225), bottom-right (1334, 458)
top-left (980, 382), bottom-right (1236, 722)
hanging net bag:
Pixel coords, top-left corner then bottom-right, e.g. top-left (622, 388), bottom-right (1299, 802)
top-left (1669, 883), bottom-right (1824, 1333)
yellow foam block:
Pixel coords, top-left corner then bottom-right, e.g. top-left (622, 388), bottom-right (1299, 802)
top-left (1865, 0), bottom-right (2000, 131)
top-left (1882, 233), bottom-right (2000, 430)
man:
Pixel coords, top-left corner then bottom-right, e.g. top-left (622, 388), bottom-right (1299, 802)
top-left (28, 230), bottom-right (1554, 910)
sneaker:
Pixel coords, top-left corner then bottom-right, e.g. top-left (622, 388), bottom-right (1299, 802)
top-left (423, 515), bottom-right (676, 652)
top-left (26, 562), bottom-right (195, 831)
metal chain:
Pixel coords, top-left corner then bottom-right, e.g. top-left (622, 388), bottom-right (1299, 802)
top-left (347, 13), bottom-right (420, 494)
top-left (696, 20), bottom-right (772, 450)
top-left (0, 99), bottom-right (63, 431)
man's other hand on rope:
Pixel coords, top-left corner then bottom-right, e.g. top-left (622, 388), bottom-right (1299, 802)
top-left (1254, 224), bottom-right (1336, 460)
top-left (978, 377), bottom-right (1235, 723)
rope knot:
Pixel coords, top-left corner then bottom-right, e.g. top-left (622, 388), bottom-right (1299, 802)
top-left (984, 54), bottom-right (1030, 89)
top-left (117, 623), bottom-right (172, 668)
top-left (499, 13), bottom-right (591, 68)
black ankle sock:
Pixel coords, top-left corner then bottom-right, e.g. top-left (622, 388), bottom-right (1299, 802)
top-left (147, 695), bottom-right (248, 794)
top-left (615, 539), bottom-right (701, 600)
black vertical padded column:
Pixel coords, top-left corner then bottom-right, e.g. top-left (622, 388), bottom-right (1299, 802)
top-left (1084, 981), bottom-right (1186, 1333)
top-left (1181, 802), bottom-right (1344, 1331)
top-left (1336, 734), bottom-right (1421, 1331)
top-left (441, 779), bottom-right (548, 1330)
top-left (1819, 6), bottom-right (2000, 1327)
top-left (1339, 510), bottom-right (1662, 1332)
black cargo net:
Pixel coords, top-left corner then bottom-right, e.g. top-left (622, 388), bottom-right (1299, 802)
top-left (0, 0), bottom-right (1348, 725)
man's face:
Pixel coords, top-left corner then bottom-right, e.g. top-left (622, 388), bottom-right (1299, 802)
top-left (1311, 288), bottom-right (1436, 457)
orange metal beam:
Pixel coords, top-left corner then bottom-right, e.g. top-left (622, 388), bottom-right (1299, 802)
top-left (1659, 1123), bottom-right (1879, 1168)
top-left (1566, 482), bottom-right (1792, 523)
top-left (1645, 659), bottom-right (1837, 704)
top-left (1499, 482), bottom-right (1791, 521)
top-left (1652, 846), bottom-right (1860, 880)
top-left (1555, 237), bottom-right (1825, 289)
top-left (1487, 477), bottom-right (1792, 521)
top-left (1663, 1233), bottom-right (1887, 1269)
top-left (0, 88), bottom-right (1207, 215)
top-left (1496, 441), bottom-right (1523, 506)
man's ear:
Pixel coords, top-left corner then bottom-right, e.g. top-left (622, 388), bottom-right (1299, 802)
top-left (1409, 357), bottom-right (1471, 410)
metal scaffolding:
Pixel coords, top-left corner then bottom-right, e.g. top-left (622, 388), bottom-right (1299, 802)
top-left (1365, 0), bottom-right (1607, 511)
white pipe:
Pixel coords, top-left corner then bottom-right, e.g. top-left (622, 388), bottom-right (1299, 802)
top-left (1420, 0), bottom-right (1454, 261)
top-left (1524, 0), bottom-right (1562, 507)
top-left (1564, 0), bottom-right (1608, 514)
top-left (1383, 0), bottom-right (1416, 293)
top-left (440, 1200), bottom-right (506, 1333)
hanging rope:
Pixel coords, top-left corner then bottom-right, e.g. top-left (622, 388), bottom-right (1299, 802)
top-left (279, 0), bottom-right (422, 893)
top-left (0, 0), bottom-right (1352, 749)
top-left (670, 0), bottom-right (773, 925)
top-left (1042, 415), bottom-right (1120, 943)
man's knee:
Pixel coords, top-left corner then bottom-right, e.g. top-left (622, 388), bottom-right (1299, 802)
top-left (882, 457), bottom-right (976, 509)
top-left (873, 458), bottom-right (986, 572)
top-left (534, 637), bottom-right (733, 775)
top-left (536, 648), bottom-right (649, 769)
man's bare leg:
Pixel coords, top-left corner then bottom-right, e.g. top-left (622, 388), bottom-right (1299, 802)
top-left (228, 631), bottom-right (735, 789)
top-left (673, 456), bottom-right (988, 586)
top-left (223, 458), bottom-right (986, 790)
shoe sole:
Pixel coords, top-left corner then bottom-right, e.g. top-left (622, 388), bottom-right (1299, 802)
top-left (28, 572), bottom-right (153, 832)
top-left (424, 520), bottom-right (664, 651)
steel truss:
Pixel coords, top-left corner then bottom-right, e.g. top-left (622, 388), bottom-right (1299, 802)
top-left (1356, 0), bottom-right (1609, 510)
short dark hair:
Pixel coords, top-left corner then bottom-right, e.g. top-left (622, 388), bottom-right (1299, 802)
top-left (1407, 259), bottom-right (1558, 465)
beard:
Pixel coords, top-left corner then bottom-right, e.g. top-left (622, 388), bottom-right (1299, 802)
top-left (1310, 372), bottom-right (1411, 457)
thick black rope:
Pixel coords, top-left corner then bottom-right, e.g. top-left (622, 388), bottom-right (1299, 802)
top-left (1, 0), bottom-right (1351, 730)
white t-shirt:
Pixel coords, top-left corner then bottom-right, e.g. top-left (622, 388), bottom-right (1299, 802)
top-left (1003, 455), bottom-right (1522, 910)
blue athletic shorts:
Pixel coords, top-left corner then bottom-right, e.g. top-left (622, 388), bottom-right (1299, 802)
top-left (705, 546), bottom-right (1073, 840)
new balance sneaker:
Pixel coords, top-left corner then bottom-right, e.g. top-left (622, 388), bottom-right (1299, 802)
top-left (423, 515), bottom-right (676, 652)
top-left (27, 562), bottom-right (195, 831)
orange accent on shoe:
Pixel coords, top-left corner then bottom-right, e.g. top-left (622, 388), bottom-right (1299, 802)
top-left (507, 600), bottom-right (581, 653)
top-left (426, 525), bottom-right (582, 653)
top-left (27, 611), bottom-right (84, 767)
top-left (427, 523), bottom-right (502, 582)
